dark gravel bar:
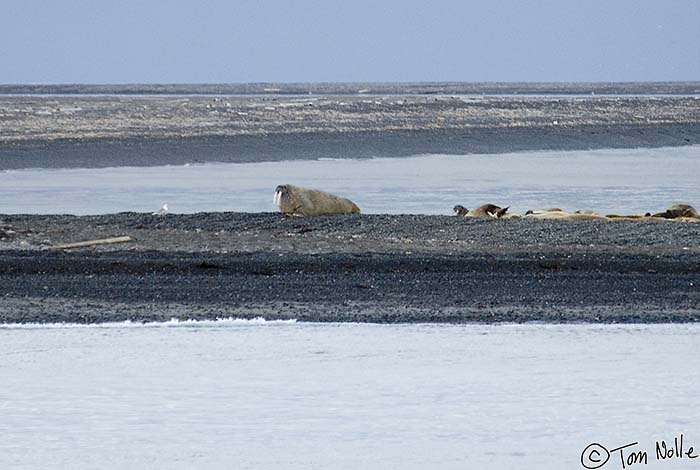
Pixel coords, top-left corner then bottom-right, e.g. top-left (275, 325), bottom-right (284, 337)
top-left (1, 213), bottom-right (698, 324)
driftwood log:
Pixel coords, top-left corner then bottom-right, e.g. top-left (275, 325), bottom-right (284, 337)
top-left (50, 236), bottom-right (133, 250)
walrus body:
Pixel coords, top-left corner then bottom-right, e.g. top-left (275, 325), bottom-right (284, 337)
top-left (524, 210), bottom-right (608, 221)
top-left (525, 208), bottom-right (563, 215)
top-left (453, 204), bottom-right (509, 219)
top-left (606, 205), bottom-right (699, 221)
top-left (273, 184), bottom-right (361, 216)
top-left (605, 214), bottom-right (649, 220)
top-left (650, 204), bottom-right (698, 219)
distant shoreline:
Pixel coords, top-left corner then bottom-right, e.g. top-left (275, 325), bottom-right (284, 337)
top-left (1, 81), bottom-right (699, 95)
top-left (2, 92), bottom-right (698, 169)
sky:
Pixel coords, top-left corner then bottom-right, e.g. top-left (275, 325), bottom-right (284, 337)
top-left (1, 0), bottom-right (699, 84)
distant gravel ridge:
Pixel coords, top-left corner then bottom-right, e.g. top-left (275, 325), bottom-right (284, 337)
top-left (1, 92), bottom-right (699, 169)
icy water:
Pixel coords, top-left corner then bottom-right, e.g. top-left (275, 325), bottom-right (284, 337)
top-left (2, 321), bottom-right (700, 470)
top-left (0, 145), bottom-right (698, 215)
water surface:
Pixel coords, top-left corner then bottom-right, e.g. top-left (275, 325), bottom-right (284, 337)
top-left (2, 321), bottom-right (699, 469)
top-left (1, 145), bottom-right (698, 215)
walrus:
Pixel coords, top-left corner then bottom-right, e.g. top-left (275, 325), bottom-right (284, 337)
top-left (273, 184), bottom-right (361, 216)
top-left (649, 204), bottom-right (698, 219)
top-left (525, 208), bottom-right (563, 215)
top-left (606, 205), bottom-right (699, 221)
top-left (524, 210), bottom-right (608, 221)
top-left (453, 204), bottom-right (509, 218)
top-left (605, 214), bottom-right (649, 220)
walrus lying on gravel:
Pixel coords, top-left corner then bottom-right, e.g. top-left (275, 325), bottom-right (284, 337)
top-left (453, 204), bottom-right (509, 218)
top-left (525, 208), bottom-right (563, 215)
top-left (523, 209), bottom-right (609, 220)
top-left (650, 204), bottom-right (699, 220)
top-left (606, 204), bottom-right (699, 221)
top-left (273, 184), bottom-right (361, 216)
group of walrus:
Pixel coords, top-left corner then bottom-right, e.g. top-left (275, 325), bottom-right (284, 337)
top-left (453, 203), bottom-right (700, 221)
top-left (273, 184), bottom-right (699, 222)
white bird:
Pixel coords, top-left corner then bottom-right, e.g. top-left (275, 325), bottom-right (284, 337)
top-left (153, 203), bottom-right (169, 216)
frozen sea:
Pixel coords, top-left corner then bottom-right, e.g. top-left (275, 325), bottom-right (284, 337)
top-left (0, 145), bottom-right (698, 215)
top-left (2, 321), bottom-right (700, 470)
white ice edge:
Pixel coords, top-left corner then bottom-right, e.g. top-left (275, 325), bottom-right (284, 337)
top-left (0, 316), bottom-right (298, 329)
top-left (2, 319), bottom-right (699, 332)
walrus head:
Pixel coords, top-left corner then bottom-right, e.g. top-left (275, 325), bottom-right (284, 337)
top-left (273, 185), bottom-right (290, 206)
top-left (495, 206), bottom-right (509, 218)
top-left (453, 205), bottom-right (469, 216)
